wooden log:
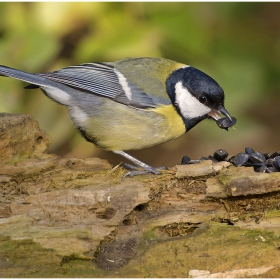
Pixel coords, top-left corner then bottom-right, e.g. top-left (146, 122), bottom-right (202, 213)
top-left (1, 113), bottom-right (280, 278)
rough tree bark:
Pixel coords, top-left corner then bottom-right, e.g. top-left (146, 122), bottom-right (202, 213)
top-left (0, 113), bottom-right (280, 277)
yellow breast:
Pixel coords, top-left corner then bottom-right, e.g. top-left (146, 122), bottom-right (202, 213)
top-left (82, 99), bottom-right (186, 151)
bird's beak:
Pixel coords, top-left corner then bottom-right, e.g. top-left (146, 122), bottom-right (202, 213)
top-left (207, 105), bottom-right (233, 122)
top-left (218, 105), bottom-right (233, 122)
top-left (208, 105), bottom-right (236, 130)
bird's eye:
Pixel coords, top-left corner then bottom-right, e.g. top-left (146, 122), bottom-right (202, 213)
top-left (198, 94), bottom-right (207, 104)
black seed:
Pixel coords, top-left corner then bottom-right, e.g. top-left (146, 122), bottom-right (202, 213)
top-left (266, 159), bottom-right (274, 167)
top-left (181, 156), bottom-right (191, 165)
top-left (266, 166), bottom-right (278, 173)
top-left (199, 156), bottom-right (209, 161)
top-left (249, 153), bottom-right (265, 164)
top-left (245, 147), bottom-right (255, 155)
top-left (263, 153), bottom-right (270, 159)
top-left (272, 156), bottom-right (280, 171)
top-left (207, 155), bottom-right (218, 163)
top-left (254, 164), bottom-right (266, 173)
top-left (182, 148), bottom-right (280, 174)
top-left (255, 151), bottom-right (266, 162)
top-left (231, 153), bottom-right (249, 167)
top-left (228, 155), bottom-right (235, 162)
top-left (207, 156), bottom-right (218, 162)
top-left (216, 117), bottom-right (237, 130)
top-left (269, 151), bottom-right (280, 159)
top-left (213, 149), bottom-right (228, 161)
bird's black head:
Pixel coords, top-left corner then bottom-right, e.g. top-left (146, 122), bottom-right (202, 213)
top-left (166, 66), bottom-right (233, 131)
top-left (182, 67), bottom-right (225, 110)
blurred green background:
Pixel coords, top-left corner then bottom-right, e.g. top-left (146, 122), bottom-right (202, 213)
top-left (0, 2), bottom-right (279, 167)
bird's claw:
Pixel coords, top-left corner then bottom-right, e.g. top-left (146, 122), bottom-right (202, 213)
top-left (120, 163), bottom-right (162, 180)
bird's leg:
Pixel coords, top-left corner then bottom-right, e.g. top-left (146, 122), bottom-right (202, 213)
top-left (113, 150), bottom-right (161, 178)
top-left (120, 163), bottom-right (141, 171)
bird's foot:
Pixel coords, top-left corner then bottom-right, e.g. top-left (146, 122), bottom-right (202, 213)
top-left (121, 163), bottom-right (166, 179)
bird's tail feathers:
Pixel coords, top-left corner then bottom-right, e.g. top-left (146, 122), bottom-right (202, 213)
top-left (0, 65), bottom-right (52, 89)
top-left (0, 65), bottom-right (72, 105)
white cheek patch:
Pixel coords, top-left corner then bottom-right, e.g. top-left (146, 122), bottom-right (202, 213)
top-left (115, 70), bottom-right (132, 100)
top-left (41, 86), bottom-right (71, 105)
top-left (175, 81), bottom-right (211, 119)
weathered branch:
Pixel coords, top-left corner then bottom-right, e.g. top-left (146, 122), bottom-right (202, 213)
top-left (1, 113), bottom-right (280, 277)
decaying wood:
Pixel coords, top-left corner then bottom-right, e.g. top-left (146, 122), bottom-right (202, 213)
top-left (208, 166), bottom-right (280, 197)
top-left (0, 113), bottom-right (51, 163)
top-left (175, 160), bottom-right (231, 178)
top-left (0, 113), bottom-right (280, 277)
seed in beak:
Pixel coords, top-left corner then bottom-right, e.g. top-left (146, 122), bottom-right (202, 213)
top-left (216, 116), bottom-right (237, 130)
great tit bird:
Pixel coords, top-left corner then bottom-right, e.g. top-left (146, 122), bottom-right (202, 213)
top-left (0, 57), bottom-right (235, 177)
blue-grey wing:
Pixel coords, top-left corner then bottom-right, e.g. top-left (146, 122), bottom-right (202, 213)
top-left (37, 63), bottom-right (170, 109)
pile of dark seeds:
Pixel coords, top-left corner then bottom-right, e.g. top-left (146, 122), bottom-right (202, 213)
top-left (181, 147), bottom-right (280, 173)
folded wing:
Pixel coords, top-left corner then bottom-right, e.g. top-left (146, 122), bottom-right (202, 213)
top-left (37, 62), bottom-right (170, 109)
